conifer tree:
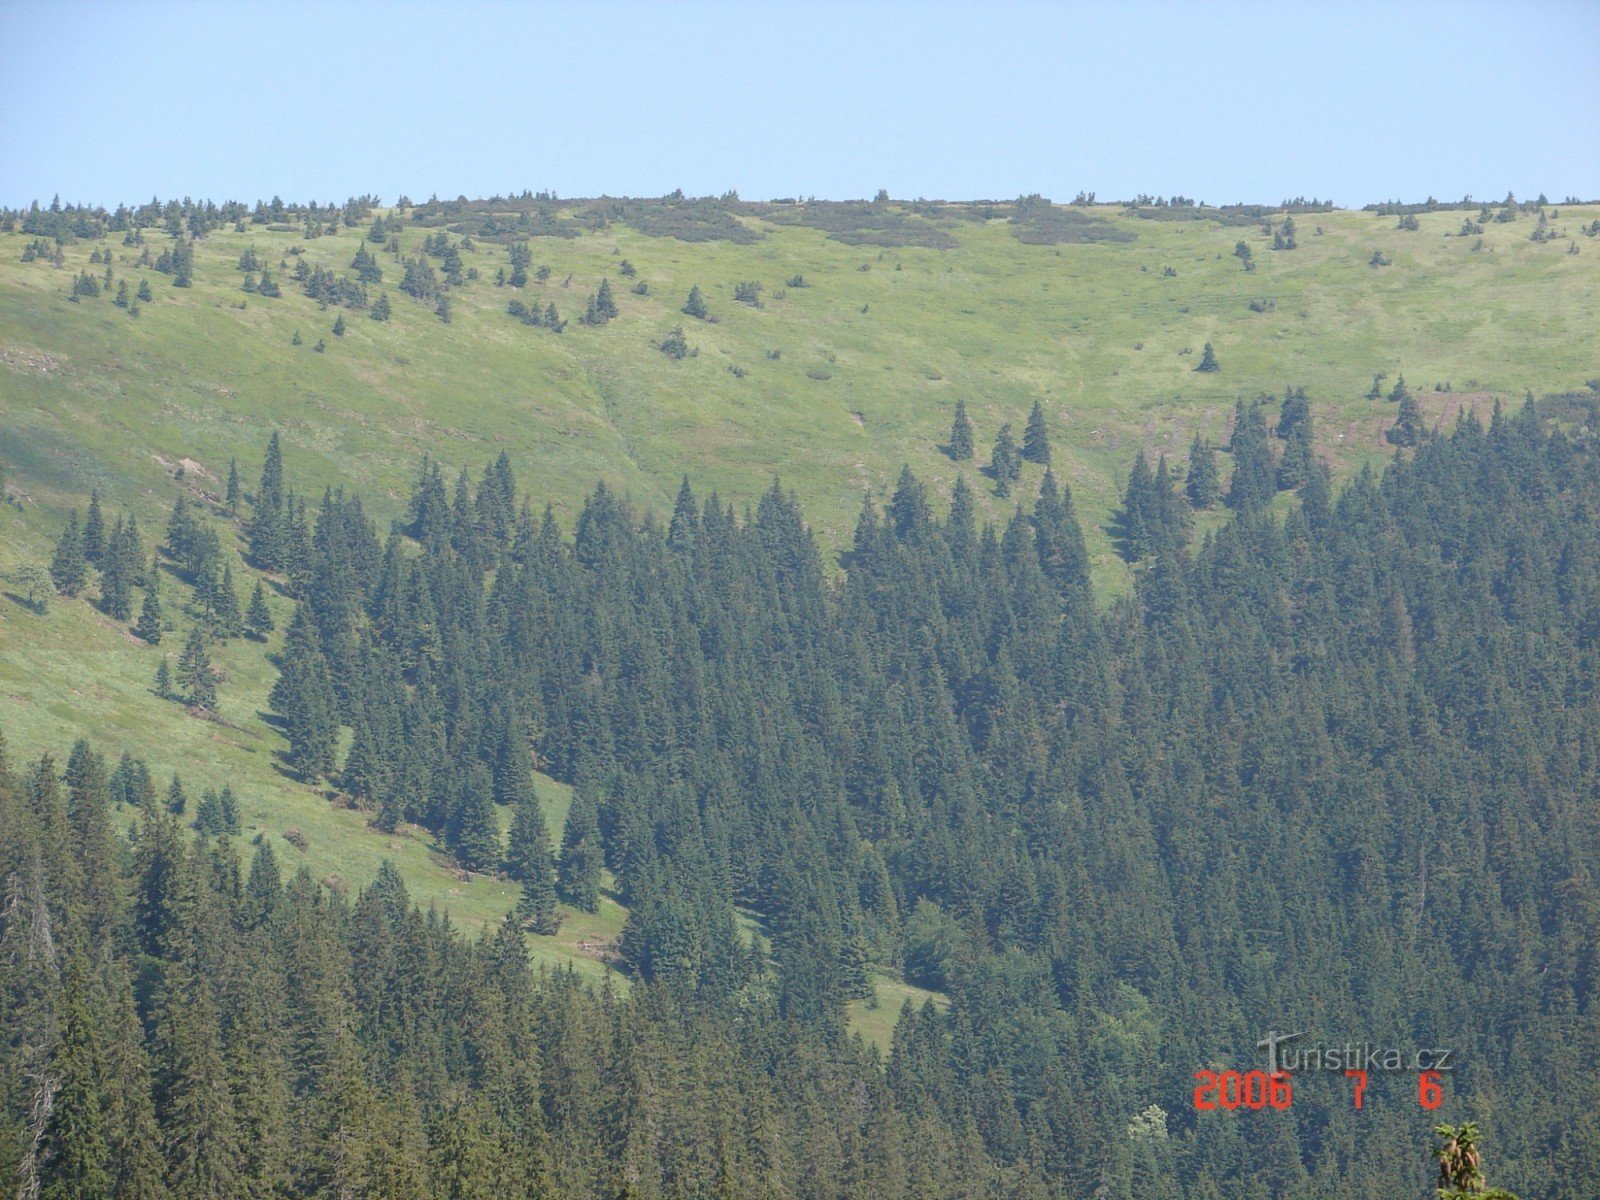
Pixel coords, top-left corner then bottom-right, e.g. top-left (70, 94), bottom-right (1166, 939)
top-left (225, 458), bottom-right (240, 512)
top-left (99, 517), bottom-right (134, 620)
top-left (214, 563), bottom-right (242, 637)
top-left (193, 789), bottom-right (225, 836)
top-left (501, 768), bottom-right (545, 878)
top-left (244, 580), bottom-right (274, 640)
top-left (1276, 389), bottom-right (1315, 489)
top-left (557, 787), bottom-right (604, 913)
top-left (83, 489), bottom-right (106, 563)
top-left (947, 400), bottom-right (974, 461)
top-left (154, 656), bottom-right (172, 699)
top-left (1185, 434), bottom-right (1221, 509)
top-left (1022, 400), bottom-right (1051, 464)
top-left (1117, 452), bottom-right (1156, 561)
top-left (1388, 389), bottom-right (1425, 447)
top-left (595, 277), bottom-right (618, 321)
top-left (166, 774), bottom-right (187, 815)
top-left (51, 511), bottom-right (88, 596)
top-left (176, 626), bottom-right (216, 710)
top-left (268, 606), bottom-right (338, 779)
top-left (1226, 399), bottom-right (1275, 512)
top-left (988, 423), bottom-right (1022, 497)
top-left (37, 966), bottom-right (113, 1200)
top-left (1032, 470), bottom-right (1091, 596)
top-left (1195, 341), bottom-right (1220, 372)
top-left (155, 963), bottom-right (241, 1199)
top-left (133, 557), bottom-right (164, 643)
top-left (252, 432), bottom-right (286, 570)
top-left (682, 285), bottom-right (708, 320)
top-left (450, 765), bottom-right (501, 873)
top-left (515, 849), bottom-right (560, 936)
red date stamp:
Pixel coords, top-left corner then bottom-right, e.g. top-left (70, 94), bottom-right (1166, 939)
top-left (1193, 1068), bottom-right (1446, 1111)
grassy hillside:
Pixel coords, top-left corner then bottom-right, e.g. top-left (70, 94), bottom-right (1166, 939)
top-left (2, 194), bottom-right (1597, 1022)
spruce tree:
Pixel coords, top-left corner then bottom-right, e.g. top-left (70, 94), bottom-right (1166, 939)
top-left (502, 786), bottom-right (547, 880)
top-left (682, 285), bottom-right (708, 320)
top-left (1117, 452), bottom-right (1156, 561)
top-left (450, 765), bottom-right (501, 873)
top-left (514, 802), bottom-right (561, 934)
top-left (244, 580), bottom-right (274, 640)
top-left (1276, 390), bottom-right (1315, 489)
top-left (83, 489), bottom-right (106, 563)
top-left (155, 964), bottom-right (242, 1199)
top-left (252, 432), bottom-right (286, 570)
top-left (225, 458), bottom-right (241, 511)
top-left (1022, 400), bottom-right (1051, 465)
top-left (1226, 399), bottom-right (1275, 512)
top-left (1195, 342), bottom-right (1220, 372)
top-left (51, 511), bottom-right (88, 596)
top-left (133, 557), bottom-right (163, 643)
top-left (98, 517), bottom-right (134, 620)
top-left (988, 423), bottom-right (1021, 497)
top-left (166, 774), bottom-right (187, 815)
top-left (557, 787), bottom-right (603, 913)
top-left (1185, 434), bottom-right (1221, 509)
top-left (948, 400), bottom-right (974, 461)
top-left (595, 277), bottom-right (618, 321)
top-left (176, 626), bottom-right (216, 710)
top-left (1388, 389), bottom-right (1425, 447)
top-left (268, 606), bottom-right (338, 779)
top-left (193, 789), bottom-right (225, 835)
top-left (214, 563), bottom-right (242, 637)
top-left (37, 967), bottom-right (113, 1200)
top-left (154, 656), bottom-right (172, 699)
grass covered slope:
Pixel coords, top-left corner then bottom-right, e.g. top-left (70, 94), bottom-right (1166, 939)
top-left (3, 197), bottom-right (1596, 581)
top-left (1, 195), bottom-right (1597, 1005)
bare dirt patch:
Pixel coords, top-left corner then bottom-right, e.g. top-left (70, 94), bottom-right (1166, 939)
top-left (0, 347), bottom-right (66, 373)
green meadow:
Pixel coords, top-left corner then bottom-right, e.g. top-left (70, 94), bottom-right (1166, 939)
top-left (2, 196), bottom-right (1596, 1028)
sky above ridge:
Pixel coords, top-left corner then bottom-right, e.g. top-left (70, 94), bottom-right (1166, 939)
top-left (1, 1), bottom-right (1596, 209)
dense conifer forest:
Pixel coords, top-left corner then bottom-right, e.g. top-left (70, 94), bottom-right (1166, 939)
top-left (5, 392), bottom-right (1600, 1197)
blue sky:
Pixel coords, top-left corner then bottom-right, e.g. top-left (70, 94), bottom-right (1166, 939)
top-left (2, 1), bottom-right (1596, 209)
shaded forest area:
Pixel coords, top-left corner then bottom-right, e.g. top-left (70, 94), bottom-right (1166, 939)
top-left (5, 398), bottom-right (1600, 1199)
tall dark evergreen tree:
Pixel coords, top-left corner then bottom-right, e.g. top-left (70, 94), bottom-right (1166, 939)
top-left (1022, 400), bottom-right (1051, 465)
top-left (1185, 434), bottom-right (1221, 509)
top-left (244, 580), bottom-right (274, 640)
top-left (449, 764), bottom-right (501, 873)
top-left (556, 786), bottom-right (604, 913)
top-left (133, 557), bottom-right (164, 643)
top-left (82, 490), bottom-right (106, 564)
top-left (251, 432), bottom-right (286, 570)
top-left (36, 966), bottom-right (113, 1200)
top-left (267, 606), bottom-right (338, 778)
top-left (176, 626), bottom-right (216, 710)
top-left (1388, 388), bottom-right (1425, 447)
top-left (1225, 398), bottom-right (1275, 511)
top-left (98, 517), bottom-right (134, 620)
top-left (1275, 387), bottom-right (1315, 489)
top-left (1117, 452), bottom-right (1156, 561)
top-left (50, 511), bottom-right (88, 596)
top-left (947, 400), bottom-right (974, 461)
top-left (988, 423), bottom-right (1021, 497)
